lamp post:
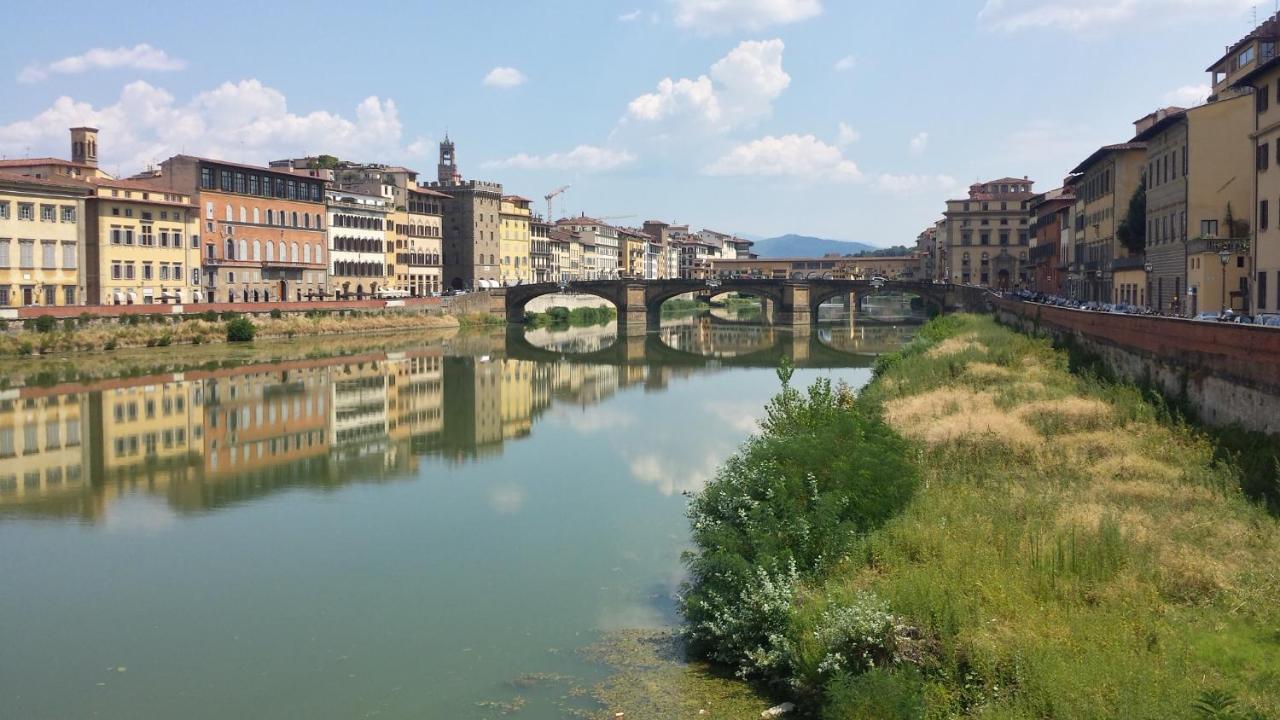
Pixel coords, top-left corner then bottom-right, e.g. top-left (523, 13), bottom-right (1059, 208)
top-left (1219, 248), bottom-right (1231, 314)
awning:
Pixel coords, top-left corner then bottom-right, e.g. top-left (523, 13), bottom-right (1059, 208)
top-left (113, 290), bottom-right (123, 304)
top-left (126, 291), bottom-right (137, 304)
top-left (193, 290), bottom-right (203, 302)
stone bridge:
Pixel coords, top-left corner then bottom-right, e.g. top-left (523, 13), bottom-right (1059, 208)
top-left (488, 279), bottom-right (989, 330)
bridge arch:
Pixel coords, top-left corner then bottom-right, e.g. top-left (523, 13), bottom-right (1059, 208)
top-left (644, 280), bottom-right (785, 315)
top-left (501, 282), bottom-right (625, 322)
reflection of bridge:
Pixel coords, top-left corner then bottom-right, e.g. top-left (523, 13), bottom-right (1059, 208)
top-left (504, 323), bottom-right (890, 369)
top-left (492, 279), bottom-right (989, 331)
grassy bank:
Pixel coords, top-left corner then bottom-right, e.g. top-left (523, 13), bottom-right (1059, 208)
top-left (524, 305), bottom-right (617, 327)
top-left (683, 314), bottom-right (1280, 718)
top-left (662, 297), bottom-right (709, 313)
top-left (0, 310), bottom-right (459, 357)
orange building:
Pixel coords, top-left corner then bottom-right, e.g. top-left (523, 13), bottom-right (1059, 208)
top-left (135, 156), bottom-right (328, 302)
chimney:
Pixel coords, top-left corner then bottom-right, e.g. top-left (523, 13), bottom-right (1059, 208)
top-left (70, 127), bottom-right (98, 167)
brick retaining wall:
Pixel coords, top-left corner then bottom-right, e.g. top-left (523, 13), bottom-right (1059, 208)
top-left (1, 296), bottom-right (445, 322)
top-left (995, 298), bottom-right (1280, 433)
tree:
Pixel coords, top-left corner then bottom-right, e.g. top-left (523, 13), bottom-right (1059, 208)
top-left (1117, 178), bottom-right (1147, 254)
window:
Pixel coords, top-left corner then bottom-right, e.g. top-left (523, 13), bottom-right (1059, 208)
top-left (64, 286), bottom-right (75, 305)
top-left (220, 170), bottom-right (232, 192)
top-left (124, 263), bottom-right (135, 280)
top-left (1259, 143), bottom-right (1271, 171)
top-left (62, 242), bottom-right (76, 269)
top-left (140, 226), bottom-right (154, 246)
top-left (19, 240), bottom-right (34, 268)
top-left (160, 264), bottom-right (170, 281)
top-left (142, 263), bottom-right (153, 280)
top-left (111, 261), bottom-right (122, 280)
top-left (61, 206), bottom-right (75, 223)
top-left (249, 175), bottom-right (259, 196)
top-left (1259, 84), bottom-right (1271, 113)
top-left (234, 172), bottom-right (246, 194)
top-left (201, 168), bottom-right (214, 189)
top-left (253, 240), bottom-right (261, 261)
top-left (1263, 199), bottom-right (1270, 231)
top-left (0, 202), bottom-right (8, 219)
top-left (0, 239), bottom-right (8, 267)
top-left (18, 203), bottom-right (34, 220)
top-left (40, 205), bottom-right (55, 222)
top-left (1241, 45), bottom-right (1256, 66)
top-left (1202, 219), bottom-right (1219, 238)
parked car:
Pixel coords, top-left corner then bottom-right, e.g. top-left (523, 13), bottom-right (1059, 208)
top-left (1255, 314), bottom-right (1280, 327)
top-left (1193, 311), bottom-right (1221, 322)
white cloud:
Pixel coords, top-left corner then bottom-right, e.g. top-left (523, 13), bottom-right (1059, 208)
top-left (18, 43), bottom-right (186, 83)
top-left (619, 9), bottom-right (643, 21)
top-left (837, 122), bottom-right (860, 147)
top-left (909, 131), bottom-right (929, 156)
top-left (485, 144), bottom-right (636, 172)
top-left (625, 39), bottom-right (790, 132)
top-left (487, 484), bottom-right (527, 515)
top-left (1163, 84), bottom-right (1211, 108)
top-left (673, 0), bottom-right (822, 32)
top-left (873, 173), bottom-right (958, 194)
top-left (628, 450), bottom-right (723, 495)
top-left (482, 66), bottom-right (527, 88)
top-left (703, 134), bottom-right (862, 181)
top-left (0, 79), bottom-right (413, 173)
top-left (978, 0), bottom-right (1253, 32)
top-left (834, 54), bottom-right (856, 72)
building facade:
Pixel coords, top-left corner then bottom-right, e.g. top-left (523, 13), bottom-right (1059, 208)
top-left (397, 186), bottom-right (445, 296)
top-left (1067, 146), bottom-right (1146, 302)
top-left (136, 156), bottom-right (328, 303)
top-left (83, 178), bottom-right (200, 305)
top-left (326, 189), bottom-right (390, 298)
top-left (941, 178), bottom-right (1035, 288)
top-left (0, 173), bottom-right (88, 307)
top-left (530, 218), bottom-right (553, 283)
top-left (1027, 187), bottom-right (1074, 296)
top-left (1232, 25), bottom-right (1280, 313)
top-left (499, 196), bottom-right (533, 286)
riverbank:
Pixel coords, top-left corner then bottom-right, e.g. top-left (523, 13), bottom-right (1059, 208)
top-left (0, 310), bottom-right (463, 357)
top-left (683, 313), bottom-right (1280, 718)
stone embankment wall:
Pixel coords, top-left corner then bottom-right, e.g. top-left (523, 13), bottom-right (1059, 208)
top-left (995, 299), bottom-right (1280, 434)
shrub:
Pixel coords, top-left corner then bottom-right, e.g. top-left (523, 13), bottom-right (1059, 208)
top-left (33, 315), bottom-right (57, 334)
top-left (682, 364), bottom-right (918, 683)
top-left (200, 310), bottom-right (219, 323)
top-left (546, 306), bottom-right (571, 323)
top-left (225, 317), bottom-right (256, 342)
top-left (78, 312), bottom-right (93, 327)
top-left (125, 314), bottom-right (142, 326)
top-left (270, 309), bottom-right (283, 319)
top-left (219, 311), bottom-right (241, 322)
top-left (156, 333), bottom-right (172, 347)
top-left (822, 668), bottom-right (926, 720)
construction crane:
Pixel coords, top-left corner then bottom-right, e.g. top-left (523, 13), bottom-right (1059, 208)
top-left (544, 185), bottom-right (570, 221)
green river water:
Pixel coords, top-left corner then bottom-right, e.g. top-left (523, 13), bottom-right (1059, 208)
top-left (0, 310), bottom-right (918, 719)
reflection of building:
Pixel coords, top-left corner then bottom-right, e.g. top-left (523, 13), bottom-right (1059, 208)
top-left (387, 353), bottom-right (444, 443)
top-left (204, 369), bottom-right (330, 478)
top-left (92, 381), bottom-right (204, 481)
top-left (0, 391), bottom-right (87, 507)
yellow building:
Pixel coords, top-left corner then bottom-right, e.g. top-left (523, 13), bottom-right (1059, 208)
top-left (1068, 144), bottom-right (1147, 302)
top-left (500, 196), bottom-right (533, 286)
top-left (0, 391), bottom-right (87, 509)
top-left (0, 173), bottom-right (89, 307)
top-left (618, 227), bottom-right (649, 279)
top-left (399, 186), bottom-right (445, 296)
top-left (82, 178), bottom-right (200, 305)
top-left (1187, 244), bottom-right (1250, 314)
top-left (500, 359), bottom-right (534, 440)
top-left (1230, 18), bottom-right (1280, 313)
top-left (96, 381), bottom-right (204, 480)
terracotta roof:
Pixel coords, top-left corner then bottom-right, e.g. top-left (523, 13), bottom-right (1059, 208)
top-left (0, 171), bottom-right (93, 193)
top-left (166, 154), bottom-right (329, 179)
top-left (1069, 142), bottom-right (1147, 175)
top-left (1132, 110), bottom-right (1188, 142)
top-left (0, 157), bottom-right (95, 170)
top-left (980, 177), bottom-right (1035, 186)
top-left (502, 194), bottom-right (533, 203)
top-left (1208, 10), bottom-right (1280, 71)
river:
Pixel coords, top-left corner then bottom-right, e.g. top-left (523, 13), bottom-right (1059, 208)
top-left (0, 309), bottom-right (920, 719)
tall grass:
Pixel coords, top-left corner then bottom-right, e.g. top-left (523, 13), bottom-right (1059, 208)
top-left (684, 314), bottom-right (1280, 718)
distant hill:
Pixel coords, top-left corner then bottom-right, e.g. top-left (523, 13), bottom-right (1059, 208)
top-left (751, 234), bottom-right (880, 258)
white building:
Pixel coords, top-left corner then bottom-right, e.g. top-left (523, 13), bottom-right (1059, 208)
top-left (326, 189), bottom-right (389, 298)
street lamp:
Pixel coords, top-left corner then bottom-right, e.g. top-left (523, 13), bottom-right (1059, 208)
top-left (1144, 262), bottom-right (1153, 310)
top-left (1218, 248), bottom-right (1232, 313)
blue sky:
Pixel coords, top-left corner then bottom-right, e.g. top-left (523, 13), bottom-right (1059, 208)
top-left (0, 0), bottom-right (1267, 245)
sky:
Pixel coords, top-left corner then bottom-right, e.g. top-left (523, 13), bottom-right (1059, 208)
top-left (0, 0), bottom-right (1271, 246)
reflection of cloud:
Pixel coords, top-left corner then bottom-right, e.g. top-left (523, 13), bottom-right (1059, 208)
top-left (548, 405), bottom-right (635, 435)
top-left (703, 401), bottom-right (762, 434)
top-left (628, 450), bottom-right (724, 496)
top-left (488, 484), bottom-right (526, 515)
top-left (103, 495), bottom-right (175, 533)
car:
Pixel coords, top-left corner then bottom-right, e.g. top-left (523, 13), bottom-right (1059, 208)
top-left (1258, 314), bottom-right (1280, 328)
top-left (1193, 311), bottom-right (1221, 322)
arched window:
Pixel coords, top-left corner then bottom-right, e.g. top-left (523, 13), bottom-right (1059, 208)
top-left (266, 241), bottom-right (274, 262)
top-left (225, 240), bottom-right (235, 259)
top-left (304, 214), bottom-right (311, 229)
top-left (253, 208), bottom-right (261, 224)
top-left (314, 245), bottom-right (323, 264)
top-left (253, 240), bottom-right (261, 261)
top-left (303, 244), bottom-right (311, 264)
top-left (292, 211), bottom-right (299, 227)
top-left (240, 206), bottom-right (247, 223)
top-left (316, 213), bottom-right (323, 229)
top-left (291, 242), bottom-right (299, 263)
top-left (225, 204), bottom-right (233, 222)
top-left (238, 239), bottom-right (248, 261)
top-left (266, 209), bottom-right (274, 225)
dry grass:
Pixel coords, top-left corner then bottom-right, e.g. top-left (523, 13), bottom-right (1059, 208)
top-left (883, 387), bottom-right (1040, 446)
top-left (925, 333), bottom-right (986, 358)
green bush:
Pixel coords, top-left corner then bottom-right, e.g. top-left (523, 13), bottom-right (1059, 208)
top-left (546, 306), bottom-right (571, 323)
top-left (31, 315), bottom-right (57, 334)
top-left (219, 311), bottom-right (241, 322)
top-left (269, 309), bottom-right (283, 319)
top-left (225, 317), bottom-right (256, 342)
top-left (822, 668), bottom-right (926, 720)
top-left (78, 312), bottom-right (93, 327)
top-left (200, 310), bottom-right (219, 323)
top-left (62, 317), bottom-right (77, 332)
top-left (682, 362), bottom-right (918, 682)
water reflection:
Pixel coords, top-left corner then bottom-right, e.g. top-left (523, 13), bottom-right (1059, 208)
top-left (0, 317), bottom-right (913, 523)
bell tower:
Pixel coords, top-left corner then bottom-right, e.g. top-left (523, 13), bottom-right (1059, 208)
top-left (70, 126), bottom-right (99, 167)
top-left (437, 134), bottom-right (461, 184)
